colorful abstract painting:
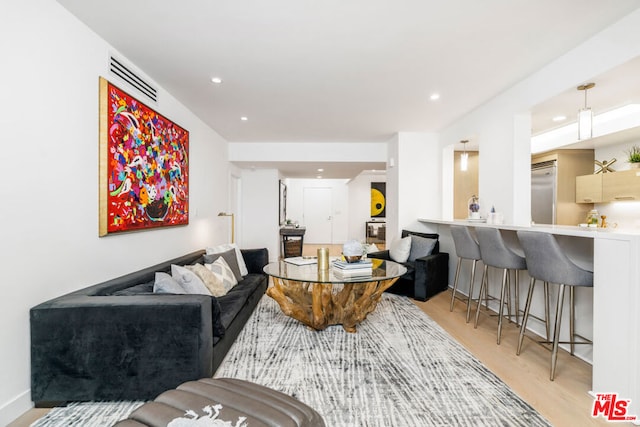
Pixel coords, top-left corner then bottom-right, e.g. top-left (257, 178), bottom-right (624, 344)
top-left (99, 77), bottom-right (189, 236)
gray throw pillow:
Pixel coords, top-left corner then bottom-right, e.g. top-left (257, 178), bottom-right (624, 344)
top-left (204, 249), bottom-right (242, 282)
top-left (153, 272), bottom-right (185, 294)
top-left (409, 235), bottom-right (438, 261)
top-left (171, 264), bottom-right (212, 295)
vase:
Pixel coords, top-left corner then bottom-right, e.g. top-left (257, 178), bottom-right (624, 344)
top-left (630, 163), bottom-right (640, 169)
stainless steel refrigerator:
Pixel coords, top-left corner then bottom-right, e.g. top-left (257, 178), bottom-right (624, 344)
top-left (531, 160), bottom-right (557, 224)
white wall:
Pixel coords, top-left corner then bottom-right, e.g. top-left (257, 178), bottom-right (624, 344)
top-left (386, 132), bottom-right (442, 242)
top-left (229, 142), bottom-right (387, 163)
top-left (0, 2), bottom-right (231, 423)
top-left (347, 173), bottom-right (387, 242)
top-left (239, 169), bottom-right (280, 261)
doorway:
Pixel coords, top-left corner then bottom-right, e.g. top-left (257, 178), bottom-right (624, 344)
top-left (303, 187), bottom-right (333, 244)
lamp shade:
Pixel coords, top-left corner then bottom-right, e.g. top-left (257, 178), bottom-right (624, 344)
top-left (460, 152), bottom-right (469, 171)
top-left (578, 108), bottom-right (593, 140)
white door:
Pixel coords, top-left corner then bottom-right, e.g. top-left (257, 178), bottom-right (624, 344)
top-left (303, 187), bottom-right (333, 244)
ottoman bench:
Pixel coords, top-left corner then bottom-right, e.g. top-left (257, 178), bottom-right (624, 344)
top-left (113, 377), bottom-right (325, 427)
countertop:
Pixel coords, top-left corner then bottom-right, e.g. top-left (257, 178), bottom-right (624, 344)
top-left (418, 218), bottom-right (640, 239)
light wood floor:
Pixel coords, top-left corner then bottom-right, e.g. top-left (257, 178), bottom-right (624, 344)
top-left (416, 290), bottom-right (624, 426)
top-left (9, 244), bottom-right (622, 426)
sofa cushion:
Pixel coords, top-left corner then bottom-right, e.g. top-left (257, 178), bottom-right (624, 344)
top-left (408, 235), bottom-right (438, 261)
top-left (206, 243), bottom-right (248, 277)
top-left (171, 264), bottom-right (212, 295)
top-left (187, 263), bottom-right (227, 297)
top-left (112, 281), bottom-right (155, 296)
top-left (152, 272), bottom-right (185, 294)
top-left (217, 274), bottom-right (264, 329)
top-left (389, 236), bottom-right (411, 263)
top-left (206, 257), bottom-right (238, 292)
top-left (204, 249), bottom-right (242, 282)
top-left (211, 296), bottom-right (225, 338)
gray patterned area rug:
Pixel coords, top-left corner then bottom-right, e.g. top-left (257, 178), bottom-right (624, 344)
top-left (32, 293), bottom-right (550, 426)
top-left (216, 293), bottom-right (550, 427)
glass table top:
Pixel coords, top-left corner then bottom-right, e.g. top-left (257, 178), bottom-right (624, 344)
top-left (263, 259), bottom-right (407, 284)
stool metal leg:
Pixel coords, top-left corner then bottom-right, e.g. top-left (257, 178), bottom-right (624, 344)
top-left (551, 284), bottom-right (566, 381)
top-left (543, 281), bottom-right (550, 341)
top-left (514, 270), bottom-right (520, 325)
top-left (450, 257), bottom-right (462, 311)
top-left (570, 286), bottom-right (575, 356)
top-left (465, 259), bottom-right (478, 323)
top-left (497, 268), bottom-right (509, 345)
top-left (505, 270), bottom-right (512, 324)
top-left (517, 277), bottom-right (536, 355)
top-left (474, 264), bottom-right (489, 329)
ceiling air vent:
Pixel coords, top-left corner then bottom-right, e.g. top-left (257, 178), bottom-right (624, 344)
top-left (109, 56), bottom-right (157, 103)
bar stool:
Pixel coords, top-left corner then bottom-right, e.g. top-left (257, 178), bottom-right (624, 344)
top-left (516, 230), bottom-right (593, 381)
top-left (449, 225), bottom-right (482, 323)
top-left (474, 227), bottom-right (526, 345)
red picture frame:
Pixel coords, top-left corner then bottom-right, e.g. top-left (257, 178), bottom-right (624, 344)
top-left (99, 77), bottom-right (189, 236)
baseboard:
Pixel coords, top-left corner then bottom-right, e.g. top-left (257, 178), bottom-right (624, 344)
top-left (0, 389), bottom-right (33, 426)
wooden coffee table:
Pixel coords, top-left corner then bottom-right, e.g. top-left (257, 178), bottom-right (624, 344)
top-left (264, 259), bottom-right (406, 332)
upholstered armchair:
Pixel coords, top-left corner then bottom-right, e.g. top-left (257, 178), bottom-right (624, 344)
top-left (368, 230), bottom-right (449, 301)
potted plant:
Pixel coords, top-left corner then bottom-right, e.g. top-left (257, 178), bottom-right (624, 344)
top-left (626, 145), bottom-right (640, 168)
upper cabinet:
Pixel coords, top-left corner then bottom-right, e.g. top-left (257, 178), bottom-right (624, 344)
top-left (575, 174), bottom-right (602, 203)
top-left (603, 170), bottom-right (640, 201)
top-left (576, 169), bottom-right (640, 203)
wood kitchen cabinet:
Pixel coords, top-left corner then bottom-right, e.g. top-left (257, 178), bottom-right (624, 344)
top-left (603, 169), bottom-right (640, 201)
top-left (575, 174), bottom-right (602, 203)
top-left (576, 169), bottom-right (640, 203)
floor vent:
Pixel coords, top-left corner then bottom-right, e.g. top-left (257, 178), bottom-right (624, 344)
top-left (109, 56), bottom-right (157, 103)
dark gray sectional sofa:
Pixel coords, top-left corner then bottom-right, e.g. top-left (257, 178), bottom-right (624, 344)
top-left (30, 248), bottom-right (268, 406)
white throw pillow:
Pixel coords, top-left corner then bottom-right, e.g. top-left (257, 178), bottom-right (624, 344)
top-left (206, 256), bottom-right (239, 292)
top-left (363, 243), bottom-right (379, 254)
top-left (171, 264), bottom-right (212, 295)
top-left (389, 236), bottom-right (411, 263)
top-left (206, 243), bottom-right (248, 276)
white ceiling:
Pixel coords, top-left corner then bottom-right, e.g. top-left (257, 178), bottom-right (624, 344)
top-left (57, 0), bottom-right (640, 177)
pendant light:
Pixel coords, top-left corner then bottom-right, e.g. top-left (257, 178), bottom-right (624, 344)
top-left (577, 83), bottom-right (595, 140)
top-left (460, 140), bottom-right (469, 171)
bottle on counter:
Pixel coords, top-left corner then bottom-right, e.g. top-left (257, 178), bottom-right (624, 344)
top-left (586, 209), bottom-right (600, 227)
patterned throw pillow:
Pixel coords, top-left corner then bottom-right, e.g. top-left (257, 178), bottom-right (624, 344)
top-left (171, 264), bottom-right (212, 295)
top-left (187, 263), bottom-right (227, 297)
top-left (206, 243), bottom-right (248, 276)
top-left (206, 256), bottom-right (238, 292)
top-left (204, 249), bottom-right (242, 282)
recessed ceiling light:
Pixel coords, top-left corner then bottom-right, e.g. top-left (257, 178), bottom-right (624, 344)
top-left (240, 116), bottom-right (248, 121)
top-left (210, 77), bottom-right (223, 84)
top-left (552, 115), bottom-right (567, 122)
top-left (316, 175), bottom-right (322, 179)
top-left (317, 168), bottom-right (324, 172)
top-left (430, 93), bottom-right (440, 101)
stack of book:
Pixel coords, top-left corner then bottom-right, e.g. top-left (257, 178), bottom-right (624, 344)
top-left (332, 259), bottom-right (373, 278)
